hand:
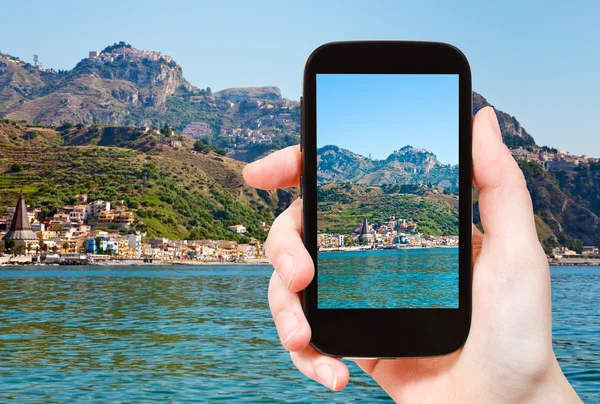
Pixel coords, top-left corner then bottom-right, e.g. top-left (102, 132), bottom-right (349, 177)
top-left (243, 107), bottom-right (581, 403)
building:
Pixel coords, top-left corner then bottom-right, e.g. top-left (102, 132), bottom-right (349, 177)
top-left (169, 139), bottom-right (183, 149)
top-left (89, 50), bottom-right (99, 59)
top-left (114, 211), bottom-right (134, 226)
top-left (102, 238), bottom-right (119, 255)
top-left (582, 246), bottom-right (599, 256)
top-left (128, 234), bottom-right (142, 256)
top-left (228, 224), bottom-right (247, 233)
top-left (2, 192), bottom-right (40, 253)
top-left (98, 211), bottom-right (115, 222)
top-left (75, 194), bottom-right (88, 203)
top-left (86, 200), bottom-right (111, 218)
top-left (358, 218), bottom-right (374, 244)
top-left (7, 205), bottom-right (41, 225)
top-left (182, 122), bottom-right (211, 138)
top-left (545, 160), bottom-right (578, 172)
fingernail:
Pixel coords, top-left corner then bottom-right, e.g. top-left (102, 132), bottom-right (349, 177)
top-left (277, 311), bottom-right (299, 344)
top-left (487, 107), bottom-right (501, 139)
top-left (316, 363), bottom-right (337, 390)
top-left (275, 253), bottom-right (297, 288)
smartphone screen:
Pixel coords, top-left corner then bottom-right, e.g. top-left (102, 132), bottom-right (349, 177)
top-left (316, 74), bottom-right (459, 309)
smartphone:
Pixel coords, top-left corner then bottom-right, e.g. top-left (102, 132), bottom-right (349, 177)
top-left (301, 41), bottom-right (472, 358)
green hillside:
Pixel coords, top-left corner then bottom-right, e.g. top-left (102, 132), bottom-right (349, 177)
top-left (317, 183), bottom-right (458, 236)
top-left (0, 120), bottom-right (295, 241)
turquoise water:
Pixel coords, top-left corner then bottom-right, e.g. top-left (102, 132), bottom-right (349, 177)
top-left (318, 248), bottom-right (458, 308)
top-left (0, 265), bottom-right (598, 402)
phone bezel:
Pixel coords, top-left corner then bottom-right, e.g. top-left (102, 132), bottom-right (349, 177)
top-left (301, 41), bottom-right (473, 358)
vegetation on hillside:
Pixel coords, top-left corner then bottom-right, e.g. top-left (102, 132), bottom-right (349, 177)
top-left (317, 183), bottom-right (458, 236)
top-left (0, 121), bottom-right (294, 241)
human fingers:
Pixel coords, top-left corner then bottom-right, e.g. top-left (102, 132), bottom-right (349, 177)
top-left (472, 107), bottom-right (539, 245)
top-left (264, 199), bottom-right (314, 293)
top-left (268, 270), bottom-right (311, 352)
top-left (242, 145), bottom-right (301, 190)
top-left (472, 224), bottom-right (483, 262)
top-left (290, 345), bottom-right (350, 391)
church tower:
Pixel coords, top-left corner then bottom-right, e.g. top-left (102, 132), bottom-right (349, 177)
top-left (2, 192), bottom-right (40, 254)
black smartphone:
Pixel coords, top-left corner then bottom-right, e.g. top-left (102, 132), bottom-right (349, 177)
top-left (301, 41), bottom-right (472, 358)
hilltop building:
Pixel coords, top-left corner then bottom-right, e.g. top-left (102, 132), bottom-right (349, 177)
top-left (2, 192), bottom-right (40, 253)
top-left (182, 122), bottom-right (211, 139)
top-left (228, 224), bottom-right (247, 233)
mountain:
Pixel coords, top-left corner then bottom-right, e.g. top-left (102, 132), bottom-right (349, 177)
top-left (317, 145), bottom-right (458, 191)
top-left (1, 42), bottom-right (599, 252)
top-left (0, 43), bottom-right (300, 163)
top-left (0, 120), bottom-right (295, 241)
top-left (473, 92), bottom-right (536, 147)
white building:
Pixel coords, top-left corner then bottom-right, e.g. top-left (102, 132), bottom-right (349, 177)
top-left (227, 224), bottom-right (247, 234)
top-left (101, 238), bottom-right (119, 255)
top-left (128, 234), bottom-right (142, 256)
top-left (86, 200), bottom-right (111, 218)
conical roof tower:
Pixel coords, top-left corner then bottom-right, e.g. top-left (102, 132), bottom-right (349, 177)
top-left (359, 217), bottom-right (369, 237)
top-left (3, 192), bottom-right (39, 242)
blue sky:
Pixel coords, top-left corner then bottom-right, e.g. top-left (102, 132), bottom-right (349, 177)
top-left (0, 0), bottom-right (598, 156)
top-left (317, 74), bottom-right (458, 165)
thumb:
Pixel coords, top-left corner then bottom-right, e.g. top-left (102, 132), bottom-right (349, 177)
top-left (473, 107), bottom-right (537, 244)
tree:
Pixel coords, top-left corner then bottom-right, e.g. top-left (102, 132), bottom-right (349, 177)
top-left (194, 139), bottom-right (212, 154)
top-left (4, 239), bottom-right (14, 254)
top-left (15, 244), bottom-right (26, 256)
top-left (206, 87), bottom-right (212, 95)
top-left (11, 163), bottom-right (24, 172)
top-left (95, 237), bottom-right (104, 254)
top-left (82, 240), bottom-right (88, 252)
top-left (51, 245), bottom-right (59, 253)
top-left (58, 122), bottom-right (74, 131)
top-left (63, 242), bottom-right (70, 252)
top-left (161, 123), bottom-right (171, 137)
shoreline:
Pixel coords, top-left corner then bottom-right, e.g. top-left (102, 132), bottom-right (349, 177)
top-left (0, 258), bottom-right (271, 267)
top-left (319, 245), bottom-right (458, 252)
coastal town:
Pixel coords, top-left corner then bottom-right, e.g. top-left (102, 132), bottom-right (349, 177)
top-left (318, 217), bottom-right (459, 251)
top-left (510, 145), bottom-right (599, 171)
top-left (0, 192), bottom-right (267, 266)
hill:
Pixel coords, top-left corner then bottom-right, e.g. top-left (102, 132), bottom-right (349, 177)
top-left (473, 92), bottom-right (536, 147)
top-left (317, 145), bottom-right (458, 191)
top-left (0, 120), bottom-right (295, 241)
top-left (1, 42), bottom-right (598, 252)
top-left (318, 183), bottom-right (458, 236)
top-left (0, 43), bottom-right (299, 163)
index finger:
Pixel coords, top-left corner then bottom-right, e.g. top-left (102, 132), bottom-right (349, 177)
top-left (242, 145), bottom-right (301, 190)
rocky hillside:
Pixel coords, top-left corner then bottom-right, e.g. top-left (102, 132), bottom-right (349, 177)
top-left (317, 145), bottom-right (458, 191)
top-left (0, 43), bottom-right (300, 163)
top-left (473, 92), bottom-right (536, 146)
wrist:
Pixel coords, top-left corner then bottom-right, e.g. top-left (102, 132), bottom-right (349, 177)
top-left (525, 358), bottom-right (581, 404)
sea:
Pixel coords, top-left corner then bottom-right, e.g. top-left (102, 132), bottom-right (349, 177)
top-left (318, 248), bottom-right (458, 308)
top-left (0, 262), bottom-right (598, 403)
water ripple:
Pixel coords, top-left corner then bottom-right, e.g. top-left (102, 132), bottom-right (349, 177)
top-left (0, 265), bottom-right (597, 402)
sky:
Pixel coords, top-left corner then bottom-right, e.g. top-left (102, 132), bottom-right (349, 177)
top-left (317, 74), bottom-right (458, 165)
top-left (0, 0), bottom-right (598, 156)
